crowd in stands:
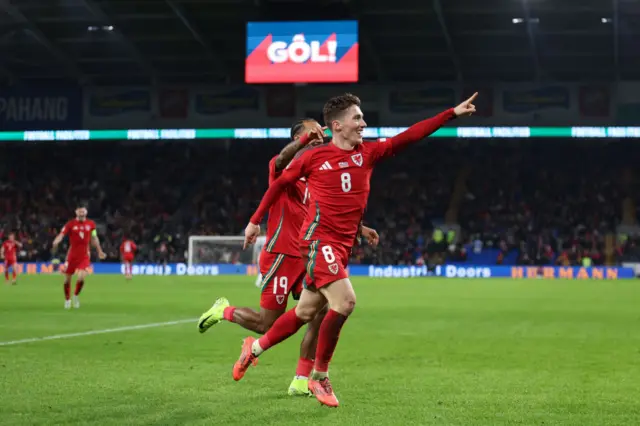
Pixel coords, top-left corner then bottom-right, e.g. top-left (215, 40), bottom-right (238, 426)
top-left (0, 139), bottom-right (637, 266)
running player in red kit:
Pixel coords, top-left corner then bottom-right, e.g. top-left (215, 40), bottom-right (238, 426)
top-left (120, 237), bottom-right (137, 280)
top-left (198, 118), bottom-right (379, 395)
top-left (52, 203), bottom-right (107, 309)
top-left (2, 232), bottom-right (22, 285)
top-left (239, 92), bottom-right (478, 407)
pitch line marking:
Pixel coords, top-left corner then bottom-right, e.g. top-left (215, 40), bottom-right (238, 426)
top-left (0, 318), bottom-right (196, 347)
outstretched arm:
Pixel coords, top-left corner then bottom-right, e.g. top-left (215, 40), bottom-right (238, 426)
top-left (377, 92), bottom-right (478, 159)
top-left (385, 108), bottom-right (456, 154)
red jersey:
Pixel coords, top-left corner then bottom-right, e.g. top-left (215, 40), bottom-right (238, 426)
top-left (264, 156), bottom-right (308, 258)
top-left (62, 219), bottom-right (96, 260)
top-left (2, 240), bottom-right (17, 262)
top-left (120, 240), bottom-right (137, 256)
top-left (251, 109), bottom-right (456, 249)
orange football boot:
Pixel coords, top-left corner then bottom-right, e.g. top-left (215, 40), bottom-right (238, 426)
top-left (309, 377), bottom-right (339, 407)
top-left (232, 337), bottom-right (259, 381)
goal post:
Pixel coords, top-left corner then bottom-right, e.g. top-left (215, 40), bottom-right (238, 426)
top-left (188, 236), bottom-right (266, 285)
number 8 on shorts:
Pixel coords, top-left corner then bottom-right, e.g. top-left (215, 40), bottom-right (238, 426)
top-left (303, 241), bottom-right (349, 290)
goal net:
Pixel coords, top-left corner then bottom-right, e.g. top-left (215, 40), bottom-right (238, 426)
top-left (188, 235), bottom-right (267, 285)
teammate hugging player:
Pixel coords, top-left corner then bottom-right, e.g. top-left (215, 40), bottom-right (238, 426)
top-left (2, 232), bottom-right (22, 285)
top-left (240, 92), bottom-right (478, 407)
top-left (197, 118), bottom-right (379, 396)
top-left (52, 202), bottom-right (107, 309)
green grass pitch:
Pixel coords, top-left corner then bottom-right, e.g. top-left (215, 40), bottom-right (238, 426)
top-left (1, 275), bottom-right (640, 425)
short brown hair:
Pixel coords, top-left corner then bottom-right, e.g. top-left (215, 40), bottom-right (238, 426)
top-left (322, 93), bottom-right (361, 129)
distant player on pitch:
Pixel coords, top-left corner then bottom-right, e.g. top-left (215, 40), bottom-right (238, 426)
top-left (120, 236), bottom-right (137, 280)
top-left (52, 202), bottom-right (106, 309)
top-left (2, 232), bottom-right (22, 285)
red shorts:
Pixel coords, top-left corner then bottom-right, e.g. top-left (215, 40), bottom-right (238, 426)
top-left (302, 240), bottom-right (349, 290)
top-left (4, 260), bottom-right (17, 269)
top-left (122, 255), bottom-right (134, 263)
top-left (259, 251), bottom-right (305, 311)
top-left (63, 257), bottom-right (91, 275)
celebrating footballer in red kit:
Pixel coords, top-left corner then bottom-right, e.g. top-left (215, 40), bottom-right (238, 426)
top-left (2, 232), bottom-right (22, 285)
top-left (52, 202), bottom-right (107, 309)
top-left (239, 92), bottom-right (478, 407)
top-left (120, 237), bottom-right (137, 280)
top-left (198, 118), bottom-right (379, 396)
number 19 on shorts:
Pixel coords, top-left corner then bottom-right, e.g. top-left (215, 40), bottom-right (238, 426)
top-left (272, 276), bottom-right (287, 294)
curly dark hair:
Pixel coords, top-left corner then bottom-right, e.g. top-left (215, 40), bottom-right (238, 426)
top-left (322, 93), bottom-right (361, 130)
top-left (289, 117), bottom-right (317, 140)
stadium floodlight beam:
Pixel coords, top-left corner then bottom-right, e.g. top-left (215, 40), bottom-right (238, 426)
top-left (0, 29), bottom-right (17, 82)
top-left (339, 0), bottom-right (385, 81)
top-left (77, 0), bottom-right (158, 83)
top-left (520, 0), bottom-right (541, 81)
top-left (0, 0), bottom-right (85, 82)
top-left (165, 0), bottom-right (231, 81)
top-left (433, 0), bottom-right (462, 81)
top-left (613, 0), bottom-right (620, 81)
top-left (165, 0), bottom-right (229, 82)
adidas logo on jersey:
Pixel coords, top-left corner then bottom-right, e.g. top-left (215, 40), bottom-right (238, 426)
top-left (319, 161), bottom-right (333, 170)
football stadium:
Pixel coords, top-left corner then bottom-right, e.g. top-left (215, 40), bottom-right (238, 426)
top-left (1, 0), bottom-right (640, 424)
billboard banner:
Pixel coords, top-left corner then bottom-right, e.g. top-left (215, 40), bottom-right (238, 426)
top-left (502, 86), bottom-right (570, 114)
top-left (8, 263), bottom-right (635, 280)
top-left (579, 86), bottom-right (610, 117)
top-left (246, 20), bottom-right (358, 83)
top-left (158, 88), bottom-right (189, 119)
top-left (357, 264), bottom-right (634, 279)
top-left (388, 87), bottom-right (456, 113)
top-left (0, 87), bottom-right (82, 130)
top-left (84, 88), bottom-right (153, 128)
top-left (2, 263), bottom-right (245, 276)
top-left (194, 87), bottom-right (260, 115)
top-left (88, 89), bottom-right (151, 117)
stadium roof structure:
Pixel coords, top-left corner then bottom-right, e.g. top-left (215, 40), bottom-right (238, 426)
top-left (0, 0), bottom-right (637, 85)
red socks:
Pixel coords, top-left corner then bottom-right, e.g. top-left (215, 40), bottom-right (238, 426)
top-left (314, 309), bottom-right (348, 373)
top-left (223, 306), bottom-right (236, 322)
top-left (296, 357), bottom-right (314, 378)
top-left (74, 280), bottom-right (84, 296)
top-left (64, 282), bottom-right (71, 300)
top-left (257, 308), bottom-right (305, 351)
top-left (4, 271), bottom-right (8, 281)
top-left (11, 270), bottom-right (15, 279)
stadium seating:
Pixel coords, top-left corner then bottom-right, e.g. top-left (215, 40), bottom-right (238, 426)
top-left (0, 139), bottom-right (636, 266)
